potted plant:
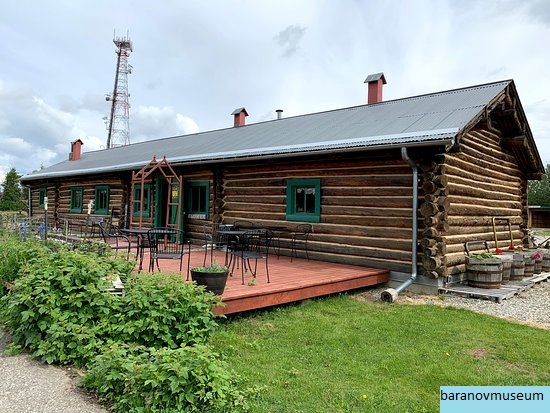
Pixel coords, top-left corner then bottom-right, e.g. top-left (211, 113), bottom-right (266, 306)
top-left (190, 264), bottom-right (229, 295)
top-left (466, 253), bottom-right (503, 289)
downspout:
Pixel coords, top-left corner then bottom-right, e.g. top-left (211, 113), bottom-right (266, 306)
top-left (381, 147), bottom-right (418, 303)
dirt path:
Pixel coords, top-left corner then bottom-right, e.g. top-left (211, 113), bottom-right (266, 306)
top-left (0, 329), bottom-right (107, 413)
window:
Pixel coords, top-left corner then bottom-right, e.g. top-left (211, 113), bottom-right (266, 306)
top-left (70, 187), bottom-right (83, 213)
top-left (38, 188), bottom-right (46, 208)
top-left (187, 181), bottom-right (209, 218)
top-left (133, 184), bottom-right (151, 218)
top-left (94, 185), bottom-right (109, 215)
top-left (286, 179), bottom-right (321, 222)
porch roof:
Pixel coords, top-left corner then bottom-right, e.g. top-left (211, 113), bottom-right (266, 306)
top-left (23, 79), bottom-right (538, 181)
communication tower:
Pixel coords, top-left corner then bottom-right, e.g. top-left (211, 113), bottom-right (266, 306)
top-left (105, 34), bottom-right (133, 148)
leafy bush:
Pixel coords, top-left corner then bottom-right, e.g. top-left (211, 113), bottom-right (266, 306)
top-left (111, 272), bottom-right (221, 348)
top-left (82, 343), bottom-right (252, 413)
top-left (0, 234), bottom-right (51, 295)
top-left (1, 246), bottom-right (220, 366)
top-left (0, 250), bottom-right (130, 365)
top-left (0, 238), bottom-right (250, 412)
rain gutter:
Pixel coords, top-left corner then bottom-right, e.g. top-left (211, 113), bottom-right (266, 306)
top-left (381, 146), bottom-right (419, 303)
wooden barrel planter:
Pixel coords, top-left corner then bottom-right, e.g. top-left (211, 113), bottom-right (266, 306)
top-left (466, 256), bottom-right (503, 289)
top-left (495, 254), bottom-right (512, 284)
top-left (522, 252), bottom-right (535, 278)
top-left (506, 253), bottom-right (525, 281)
top-left (543, 250), bottom-right (550, 272)
top-left (532, 250), bottom-right (543, 274)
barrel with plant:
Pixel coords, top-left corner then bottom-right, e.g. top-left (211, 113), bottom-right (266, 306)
top-left (466, 253), bottom-right (503, 289)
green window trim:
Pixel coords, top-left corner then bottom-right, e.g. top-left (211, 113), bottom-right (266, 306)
top-left (133, 183), bottom-right (151, 218)
top-left (186, 181), bottom-right (210, 218)
top-left (69, 186), bottom-right (83, 213)
top-left (286, 178), bottom-right (321, 223)
top-left (38, 188), bottom-right (46, 208)
top-left (94, 185), bottom-right (110, 215)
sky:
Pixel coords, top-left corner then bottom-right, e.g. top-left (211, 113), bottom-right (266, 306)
top-left (1, 0), bottom-right (549, 184)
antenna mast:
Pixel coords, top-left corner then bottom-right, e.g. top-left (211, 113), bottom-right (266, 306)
top-left (106, 33), bottom-right (133, 148)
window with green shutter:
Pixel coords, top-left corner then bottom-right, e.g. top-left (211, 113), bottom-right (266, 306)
top-left (70, 187), bottom-right (83, 213)
top-left (186, 181), bottom-right (209, 219)
top-left (94, 185), bottom-right (109, 215)
top-left (286, 179), bottom-right (321, 222)
top-left (38, 188), bottom-right (46, 208)
top-left (133, 183), bottom-right (151, 218)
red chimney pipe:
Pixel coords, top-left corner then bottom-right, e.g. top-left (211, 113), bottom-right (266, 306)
top-left (69, 139), bottom-right (84, 161)
top-left (232, 107), bottom-right (248, 127)
top-left (364, 72), bottom-right (387, 104)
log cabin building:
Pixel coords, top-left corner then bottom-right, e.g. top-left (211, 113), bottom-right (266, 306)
top-left (20, 75), bottom-right (545, 291)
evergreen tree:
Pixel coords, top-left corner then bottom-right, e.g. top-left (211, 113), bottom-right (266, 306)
top-left (0, 168), bottom-right (26, 211)
top-left (528, 163), bottom-right (550, 206)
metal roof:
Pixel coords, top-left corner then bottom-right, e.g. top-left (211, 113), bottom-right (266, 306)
top-left (22, 80), bottom-right (512, 181)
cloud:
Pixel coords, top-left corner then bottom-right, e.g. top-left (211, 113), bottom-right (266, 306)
top-left (527, 0), bottom-right (550, 24)
top-left (129, 105), bottom-right (200, 142)
top-left (273, 25), bottom-right (307, 58)
top-left (0, 77), bottom-right (201, 177)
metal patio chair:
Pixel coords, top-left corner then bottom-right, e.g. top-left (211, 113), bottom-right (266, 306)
top-left (147, 227), bottom-right (191, 278)
top-left (290, 223), bottom-right (312, 261)
top-left (228, 229), bottom-right (273, 285)
top-left (98, 222), bottom-right (131, 259)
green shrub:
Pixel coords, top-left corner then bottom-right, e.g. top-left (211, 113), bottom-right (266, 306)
top-left (112, 272), bottom-right (221, 349)
top-left (0, 234), bottom-right (51, 295)
top-left (0, 250), bottom-right (131, 365)
top-left (81, 342), bottom-right (252, 413)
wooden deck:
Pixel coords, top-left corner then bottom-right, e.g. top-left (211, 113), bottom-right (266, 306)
top-left (137, 248), bottom-right (390, 315)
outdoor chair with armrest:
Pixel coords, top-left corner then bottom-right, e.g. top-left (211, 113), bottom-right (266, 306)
top-left (203, 223), bottom-right (235, 266)
top-left (291, 223), bottom-right (312, 262)
top-left (147, 227), bottom-right (191, 278)
top-left (228, 229), bottom-right (273, 285)
top-left (98, 222), bottom-right (131, 259)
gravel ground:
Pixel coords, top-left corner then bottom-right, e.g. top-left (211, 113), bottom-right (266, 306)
top-left (355, 279), bottom-right (550, 330)
top-left (0, 330), bottom-right (107, 413)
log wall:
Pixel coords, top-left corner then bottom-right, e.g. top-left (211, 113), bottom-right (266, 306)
top-left (29, 184), bottom-right (56, 224)
top-left (419, 129), bottom-right (527, 277)
top-left (221, 154), bottom-right (415, 272)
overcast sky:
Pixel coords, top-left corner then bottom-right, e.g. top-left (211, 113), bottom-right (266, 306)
top-left (1, 0), bottom-right (549, 183)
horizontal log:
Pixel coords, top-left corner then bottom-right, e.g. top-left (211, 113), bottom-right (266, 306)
top-left (323, 187), bottom-right (413, 197)
top-left (223, 158), bottom-right (408, 177)
top-left (420, 202), bottom-right (439, 217)
top-left (447, 181), bottom-right (521, 201)
top-left (445, 215), bottom-right (523, 227)
top-left (444, 149), bottom-right (522, 181)
top-left (323, 196), bottom-right (413, 208)
top-left (449, 203), bottom-right (520, 217)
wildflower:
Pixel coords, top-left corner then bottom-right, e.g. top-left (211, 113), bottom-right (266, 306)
top-left (362, 394), bottom-right (367, 400)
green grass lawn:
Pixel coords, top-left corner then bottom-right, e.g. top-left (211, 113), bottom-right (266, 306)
top-left (211, 294), bottom-right (550, 413)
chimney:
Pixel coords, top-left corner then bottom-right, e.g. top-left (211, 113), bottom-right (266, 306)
top-left (276, 109), bottom-right (283, 120)
top-left (364, 72), bottom-right (386, 104)
top-left (69, 139), bottom-right (84, 161)
top-left (231, 107), bottom-right (248, 127)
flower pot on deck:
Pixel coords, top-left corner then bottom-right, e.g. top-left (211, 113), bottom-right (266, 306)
top-left (466, 256), bottom-right (502, 289)
top-left (191, 267), bottom-right (229, 295)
